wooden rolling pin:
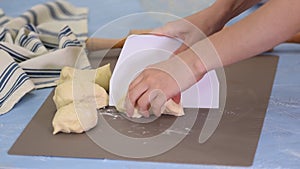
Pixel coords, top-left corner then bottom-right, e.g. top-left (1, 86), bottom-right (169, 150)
top-left (86, 29), bottom-right (300, 51)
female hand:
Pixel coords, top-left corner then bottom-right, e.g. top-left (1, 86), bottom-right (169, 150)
top-left (150, 12), bottom-right (220, 104)
top-left (153, 19), bottom-right (206, 54)
top-left (152, 3), bottom-right (229, 54)
top-left (125, 50), bottom-right (206, 117)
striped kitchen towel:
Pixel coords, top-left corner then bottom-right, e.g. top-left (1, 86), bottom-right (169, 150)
top-left (0, 50), bottom-right (35, 115)
top-left (1, 0), bottom-right (88, 48)
top-left (0, 0), bottom-right (91, 115)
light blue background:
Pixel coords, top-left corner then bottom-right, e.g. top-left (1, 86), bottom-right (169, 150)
top-left (0, 1), bottom-right (299, 168)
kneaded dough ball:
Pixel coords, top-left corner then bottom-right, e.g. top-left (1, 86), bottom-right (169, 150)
top-left (56, 64), bottom-right (111, 91)
top-left (116, 96), bottom-right (184, 118)
top-left (52, 102), bottom-right (98, 135)
top-left (52, 65), bottom-right (111, 135)
top-left (53, 81), bottom-right (108, 109)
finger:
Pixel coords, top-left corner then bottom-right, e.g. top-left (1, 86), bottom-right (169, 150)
top-left (128, 73), bottom-right (144, 91)
top-left (128, 77), bottom-right (148, 104)
top-left (124, 94), bottom-right (134, 117)
top-left (174, 44), bottom-right (189, 55)
top-left (150, 91), bottom-right (167, 117)
top-left (171, 93), bottom-right (181, 104)
top-left (126, 81), bottom-right (148, 116)
top-left (151, 27), bottom-right (176, 38)
top-left (138, 109), bottom-right (150, 118)
top-left (136, 90), bottom-right (152, 117)
top-left (151, 26), bottom-right (167, 36)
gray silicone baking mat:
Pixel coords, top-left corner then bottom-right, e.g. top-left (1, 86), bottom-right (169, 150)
top-left (8, 55), bottom-right (278, 166)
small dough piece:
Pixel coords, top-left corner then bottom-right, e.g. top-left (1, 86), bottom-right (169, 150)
top-left (52, 102), bottom-right (98, 134)
top-left (116, 96), bottom-right (184, 118)
top-left (53, 81), bottom-right (108, 109)
top-left (164, 99), bottom-right (184, 117)
top-left (56, 64), bottom-right (111, 91)
top-left (116, 96), bottom-right (142, 118)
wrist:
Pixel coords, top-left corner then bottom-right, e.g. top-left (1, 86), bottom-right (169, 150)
top-left (187, 3), bottom-right (230, 36)
top-left (212, 0), bottom-right (261, 20)
top-left (178, 49), bottom-right (207, 82)
top-left (207, 2), bottom-right (233, 32)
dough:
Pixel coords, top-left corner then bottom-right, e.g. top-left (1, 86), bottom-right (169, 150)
top-left (52, 102), bottom-right (98, 134)
top-left (57, 64), bottom-right (111, 91)
top-left (52, 64), bottom-right (111, 134)
top-left (116, 96), bottom-right (142, 118)
top-left (116, 96), bottom-right (184, 118)
top-left (53, 81), bottom-right (108, 109)
top-left (94, 64), bottom-right (112, 91)
top-left (163, 99), bottom-right (185, 117)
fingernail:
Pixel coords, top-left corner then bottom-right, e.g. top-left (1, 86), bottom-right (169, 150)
top-left (172, 93), bottom-right (181, 104)
top-left (139, 110), bottom-right (150, 118)
top-left (126, 111), bottom-right (132, 117)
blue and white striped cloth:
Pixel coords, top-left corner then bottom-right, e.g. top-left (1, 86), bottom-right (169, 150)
top-left (0, 0), bottom-right (91, 114)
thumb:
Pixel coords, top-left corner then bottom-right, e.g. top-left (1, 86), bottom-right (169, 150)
top-left (171, 93), bottom-right (181, 104)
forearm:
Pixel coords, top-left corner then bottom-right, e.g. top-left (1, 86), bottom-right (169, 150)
top-left (210, 0), bottom-right (300, 68)
top-left (179, 0), bottom-right (300, 80)
top-left (213, 0), bottom-right (261, 20)
top-left (187, 0), bottom-right (260, 36)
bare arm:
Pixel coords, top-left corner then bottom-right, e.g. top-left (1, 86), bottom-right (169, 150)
top-left (154, 0), bottom-right (261, 55)
top-left (189, 0), bottom-right (300, 75)
top-left (191, 0), bottom-right (262, 35)
top-left (126, 0), bottom-right (300, 117)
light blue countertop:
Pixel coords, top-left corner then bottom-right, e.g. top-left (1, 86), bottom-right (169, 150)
top-left (0, 1), bottom-right (299, 169)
